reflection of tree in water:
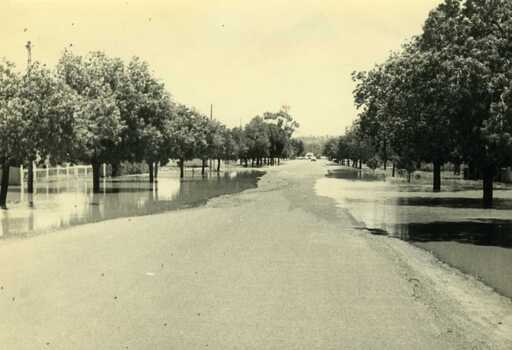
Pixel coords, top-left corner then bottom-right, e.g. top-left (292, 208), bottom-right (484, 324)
top-left (0, 212), bottom-right (8, 238)
top-left (0, 171), bottom-right (263, 239)
top-left (395, 220), bottom-right (512, 248)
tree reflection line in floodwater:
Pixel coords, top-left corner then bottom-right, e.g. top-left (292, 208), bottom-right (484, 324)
top-left (318, 167), bottom-right (512, 299)
top-left (363, 220), bottom-right (512, 249)
top-left (322, 168), bottom-right (512, 249)
top-left (0, 170), bottom-right (264, 239)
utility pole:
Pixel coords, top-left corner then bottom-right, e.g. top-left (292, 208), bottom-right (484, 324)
top-left (25, 41), bottom-right (35, 194)
top-left (26, 41), bottom-right (32, 68)
top-left (209, 104), bottom-right (213, 173)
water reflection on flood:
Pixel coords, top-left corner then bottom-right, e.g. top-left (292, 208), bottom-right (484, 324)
top-left (0, 170), bottom-right (264, 239)
top-left (317, 167), bottom-right (512, 299)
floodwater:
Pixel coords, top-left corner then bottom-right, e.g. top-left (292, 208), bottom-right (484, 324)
top-left (316, 167), bottom-right (512, 299)
top-left (0, 169), bottom-right (264, 240)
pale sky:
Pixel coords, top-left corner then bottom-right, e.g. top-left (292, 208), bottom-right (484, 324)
top-left (1, 0), bottom-right (442, 136)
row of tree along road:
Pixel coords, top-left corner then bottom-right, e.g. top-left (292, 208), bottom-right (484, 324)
top-left (325, 0), bottom-right (512, 208)
top-left (0, 50), bottom-right (302, 208)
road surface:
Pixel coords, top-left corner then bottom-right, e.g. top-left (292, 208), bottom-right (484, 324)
top-left (1, 160), bottom-right (511, 349)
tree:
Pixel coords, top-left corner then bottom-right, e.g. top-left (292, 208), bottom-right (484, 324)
top-left (206, 120), bottom-right (226, 172)
top-left (0, 60), bottom-right (22, 208)
top-left (353, 45), bottom-right (454, 190)
top-left (323, 137), bottom-right (340, 161)
top-left (418, 0), bottom-right (512, 206)
top-left (18, 62), bottom-right (78, 193)
top-left (118, 57), bottom-right (174, 182)
top-left (244, 116), bottom-right (270, 167)
top-left (192, 113), bottom-right (211, 176)
top-left (221, 128), bottom-right (238, 164)
top-left (263, 106), bottom-right (299, 164)
top-left (167, 105), bottom-right (200, 178)
top-left (57, 51), bottom-right (125, 193)
top-left (289, 138), bottom-right (305, 158)
top-left (231, 126), bottom-right (249, 166)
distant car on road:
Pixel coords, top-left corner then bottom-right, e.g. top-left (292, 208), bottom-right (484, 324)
top-left (305, 152), bottom-right (315, 160)
top-left (310, 156), bottom-right (317, 162)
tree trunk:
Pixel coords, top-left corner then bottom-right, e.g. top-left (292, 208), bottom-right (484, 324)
top-left (179, 158), bottom-right (184, 179)
top-left (359, 160), bottom-right (362, 169)
top-left (92, 161), bottom-right (101, 193)
top-left (392, 163), bottom-right (396, 177)
top-left (201, 159), bottom-right (206, 176)
top-left (154, 162), bottom-right (159, 181)
top-left (148, 162), bottom-right (154, 183)
top-left (407, 172), bottom-right (412, 183)
top-left (0, 161), bottom-right (10, 209)
top-left (483, 165), bottom-right (495, 209)
top-left (382, 139), bottom-right (388, 171)
top-left (433, 161), bottom-right (441, 193)
top-left (217, 158), bottom-right (221, 172)
top-left (113, 162), bottom-right (119, 177)
top-left (466, 161), bottom-right (480, 180)
top-left (453, 162), bottom-right (461, 176)
top-left (27, 161), bottom-right (34, 194)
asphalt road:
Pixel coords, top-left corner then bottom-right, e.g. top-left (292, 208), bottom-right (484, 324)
top-left (1, 160), bottom-right (511, 349)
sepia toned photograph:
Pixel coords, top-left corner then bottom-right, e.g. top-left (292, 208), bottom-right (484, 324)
top-left (1, 0), bottom-right (512, 349)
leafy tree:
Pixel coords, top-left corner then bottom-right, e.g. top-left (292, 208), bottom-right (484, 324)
top-left (119, 57), bottom-right (174, 182)
top-left (244, 116), bottom-right (270, 167)
top-left (0, 60), bottom-right (22, 208)
top-left (207, 119), bottom-right (226, 172)
top-left (1, 59), bottom-right (80, 207)
top-left (263, 106), bottom-right (299, 164)
top-left (57, 51), bottom-right (125, 192)
top-left (18, 62), bottom-right (78, 193)
top-left (231, 126), bottom-right (249, 166)
top-left (289, 138), bottom-right (305, 158)
top-left (419, 0), bottom-right (512, 206)
top-left (167, 105), bottom-right (200, 178)
top-left (323, 137), bottom-right (340, 161)
top-left (221, 128), bottom-right (238, 163)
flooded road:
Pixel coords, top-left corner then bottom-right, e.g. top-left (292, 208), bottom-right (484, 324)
top-left (0, 170), bottom-right (264, 240)
top-left (1, 160), bottom-right (511, 349)
top-left (316, 167), bottom-right (512, 299)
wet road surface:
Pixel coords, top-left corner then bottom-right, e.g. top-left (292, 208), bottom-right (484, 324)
top-left (0, 161), bottom-right (511, 349)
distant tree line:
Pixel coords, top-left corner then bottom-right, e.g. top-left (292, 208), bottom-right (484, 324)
top-left (0, 50), bottom-right (300, 208)
top-left (333, 0), bottom-right (512, 208)
top-left (297, 136), bottom-right (331, 156)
